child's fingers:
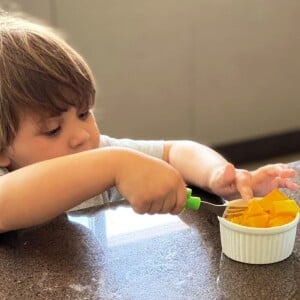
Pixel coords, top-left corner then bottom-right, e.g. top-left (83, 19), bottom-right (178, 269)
top-left (235, 169), bottom-right (253, 201)
top-left (171, 187), bottom-right (187, 215)
top-left (276, 178), bottom-right (299, 191)
top-left (148, 200), bottom-right (164, 214)
top-left (278, 169), bottom-right (296, 178)
top-left (132, 199), bottom-right (152, 214)
top-left (238, 186), bottom-right (253, 201)
top-left (285, 180), bottom-right (299, 191)
top-left (160, 192), bottom-right (179, 214)
top-left (261, 164), bottom-right (296, 177)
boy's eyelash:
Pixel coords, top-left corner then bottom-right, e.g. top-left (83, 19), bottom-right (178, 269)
top-left (44, 126), bottom-right (61, 137)
top-left (41, 110), bottom-right (91, 136)
top-left (78, 110), bottom-right (91, 119)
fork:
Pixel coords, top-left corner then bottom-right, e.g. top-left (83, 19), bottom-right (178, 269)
top-left (185, 188), bottom-right (248, 217)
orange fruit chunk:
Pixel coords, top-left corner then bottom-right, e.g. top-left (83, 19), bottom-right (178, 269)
top-left (259, 189), bottom-right (288, 211)
top-left (271, 200), bottom-right (300, 216)
top-left (268, 215), bottom-right (294, 227)
top-left (246, 199), bottom-right (266, 217)
top-left (244, 214), bottom-right (270, 228)
top-left (227, 189), bottom-right (300, 228)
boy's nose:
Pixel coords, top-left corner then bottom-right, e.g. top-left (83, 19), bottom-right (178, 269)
top-left (69, 128), bottom-right (90, 149)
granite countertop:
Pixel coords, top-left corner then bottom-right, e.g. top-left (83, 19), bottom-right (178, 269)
top-left (0, 163), bottom-right (300, 300)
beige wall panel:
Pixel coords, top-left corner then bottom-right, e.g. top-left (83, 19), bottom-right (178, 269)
top-left (193, 1), bottom-right (300, 145)
top-left (55, 0), bottom-right (193, 140)
top-left (0, 0), bottom-right (52, 22)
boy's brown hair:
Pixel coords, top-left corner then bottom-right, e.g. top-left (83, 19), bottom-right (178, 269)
top-left (0, 11), bottom-right (96, 153)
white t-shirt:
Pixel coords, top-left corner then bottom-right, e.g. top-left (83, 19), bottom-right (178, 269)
top-left (0, 135), bottom-right (165, 211)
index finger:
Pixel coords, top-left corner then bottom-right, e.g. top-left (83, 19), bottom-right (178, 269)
top-left (171, 185), bottom-right (187, 215)
top-left (236, 169), bottom-right (253, 201)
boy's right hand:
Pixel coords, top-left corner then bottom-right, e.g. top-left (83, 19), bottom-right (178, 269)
top-left (113, 149), bottom-right (187, 215)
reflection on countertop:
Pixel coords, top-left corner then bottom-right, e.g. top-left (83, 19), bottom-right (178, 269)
top-left (68, 206), bottom-right (190, 247)
top-left (0, 163), bottom-right (300, 299)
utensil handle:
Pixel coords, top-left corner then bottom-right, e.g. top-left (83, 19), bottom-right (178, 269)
top-left (186, 188), bottom-right (201, 211)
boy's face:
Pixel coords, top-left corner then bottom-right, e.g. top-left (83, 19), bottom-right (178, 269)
top-left (2, 107), bottom-right (100, 171)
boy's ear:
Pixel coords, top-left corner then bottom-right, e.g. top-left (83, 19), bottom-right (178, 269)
top-left (0, 153), bottom-right (11, 168)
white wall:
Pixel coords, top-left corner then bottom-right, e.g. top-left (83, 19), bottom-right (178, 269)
top-left (2, 0), bottom-right (300, 145)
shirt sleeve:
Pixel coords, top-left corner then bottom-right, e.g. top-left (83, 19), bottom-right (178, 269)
top-left (99, 134), bottom-right (165, 159)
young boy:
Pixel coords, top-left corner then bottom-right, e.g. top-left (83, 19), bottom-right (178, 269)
top-left (0, 12), bottom-right (297, 233)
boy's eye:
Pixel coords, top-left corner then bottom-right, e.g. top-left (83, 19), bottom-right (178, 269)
top-left (78, 110), bottom-right (91, 120)
top-left (44, 126), bottom-right (61, 137)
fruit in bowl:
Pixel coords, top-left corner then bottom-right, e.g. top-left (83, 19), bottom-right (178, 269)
top-left (226, 189), bottom-right (300, 228)
top-left (218, 189), bottom-right (300, 264)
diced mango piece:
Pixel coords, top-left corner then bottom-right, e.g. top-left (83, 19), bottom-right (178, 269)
top-left (226, 189), bottom-right (300, 228)
top-left (246, 199), bottom-right (266, 217)
top-left (271, 200), bottom-right (300, 216)
top-left (244, 214), bottom-right (270, 228)
top-left (229, 215), bottom-right (244, 224)
top-left (259, 189), bottom-right (288, 211)
top-left (268, 215), bottom-right (294, 227)
top-left (263, 189), bottom-right (288, 202)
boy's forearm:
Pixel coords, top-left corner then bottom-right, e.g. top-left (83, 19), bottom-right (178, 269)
top-left (0, 148), bottom-right (121, 232)
top-left (165, 141), bottom-right (228, 190)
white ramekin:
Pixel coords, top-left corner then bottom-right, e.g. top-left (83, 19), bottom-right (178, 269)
top-left (218, 213), bottom-right (299, 264)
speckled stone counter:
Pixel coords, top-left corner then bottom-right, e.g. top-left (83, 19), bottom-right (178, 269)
top-left (0, 163), bottom-right (300, 300)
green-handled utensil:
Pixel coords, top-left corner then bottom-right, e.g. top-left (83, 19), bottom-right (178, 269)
top-left (185, 188), bottom-right (247, 217)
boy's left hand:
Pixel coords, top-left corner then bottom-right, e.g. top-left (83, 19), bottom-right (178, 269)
top-left (250, 163), bottom-right (298, 196)
top-left (209, 163), bottom-right (298, 201)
